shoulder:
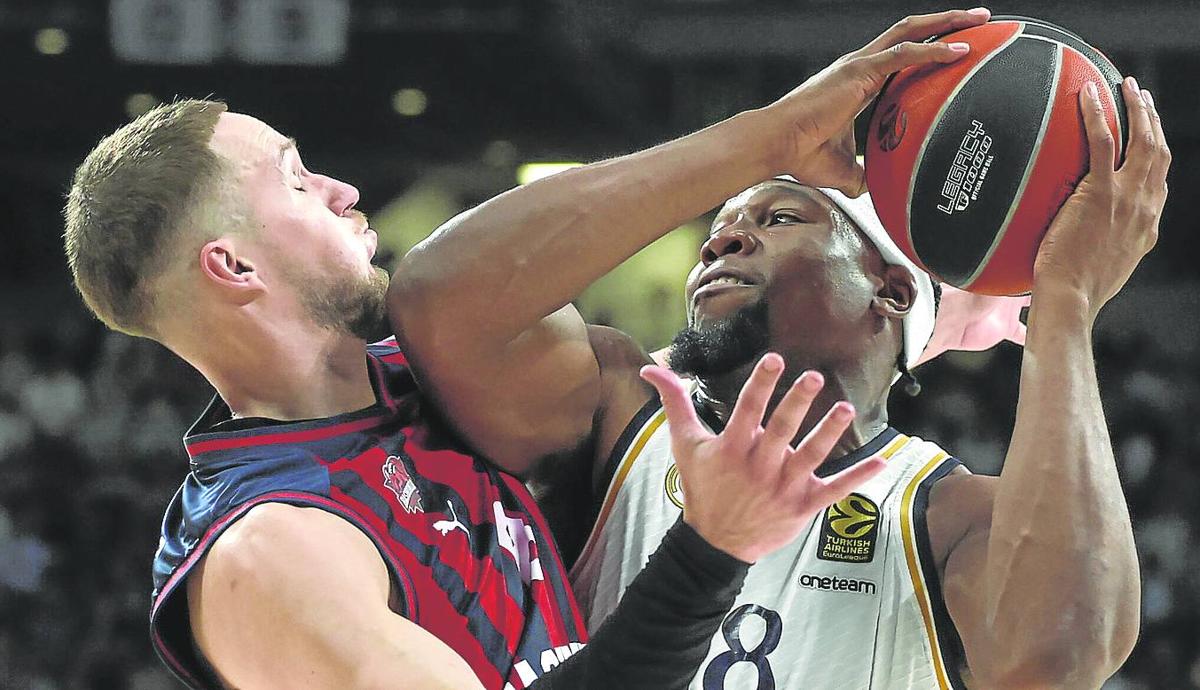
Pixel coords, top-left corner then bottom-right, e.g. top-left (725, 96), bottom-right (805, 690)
top-left (587, 325), bottom-right (650, 369)
top-left (188, 503), bottom-right (391, 654)
top-left (196, 502), bottom-right (389, 594)
top-left (586, 326), bottom-right (657, 465)
top-left (185, 505), bottom-right (469, 689)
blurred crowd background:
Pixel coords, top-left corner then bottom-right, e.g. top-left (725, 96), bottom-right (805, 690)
top-left (0, 1), bottom-right (1197, 688)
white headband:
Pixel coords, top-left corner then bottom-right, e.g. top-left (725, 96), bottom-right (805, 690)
top-left (774, 177), bottom-right (936, 374)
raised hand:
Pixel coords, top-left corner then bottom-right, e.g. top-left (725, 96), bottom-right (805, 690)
top-left (766, 8), bottom-right (992, 196)
top-left (1033, 78), bottom-right (1169, 319)
top-left (915, 285), bottom-right (1029, 367)
top-left (640, 353), bottom-right (886, 563)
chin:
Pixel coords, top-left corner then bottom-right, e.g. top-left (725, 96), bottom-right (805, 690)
top-left (669, 298), bottom-right (770, 379)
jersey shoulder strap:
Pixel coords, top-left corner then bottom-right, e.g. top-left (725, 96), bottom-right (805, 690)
top-left (892, 435), bottom-right (969, 690)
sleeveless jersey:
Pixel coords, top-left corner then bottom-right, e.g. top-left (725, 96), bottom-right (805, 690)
top-left (151, 339), bottom-right (586, 690)
top-left (571, 397), bottom-right (968, 690)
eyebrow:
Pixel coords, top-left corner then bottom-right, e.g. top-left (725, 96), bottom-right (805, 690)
top-left (277, 136), bottom-right (299, 166)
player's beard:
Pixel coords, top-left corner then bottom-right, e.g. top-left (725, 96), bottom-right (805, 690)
top-left (295, 265), bottom-right (392, 342)
top-left (667, 298), bottom-right (770, 379)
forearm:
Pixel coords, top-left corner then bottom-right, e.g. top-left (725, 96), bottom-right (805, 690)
top-left (983, 287), bottom-right (1139, 681)
top-left (391, 108), bottom-right (779, 345)
top-left (532, 519), bottom-right (749, 690)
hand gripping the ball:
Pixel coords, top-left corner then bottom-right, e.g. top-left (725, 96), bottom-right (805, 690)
top-left (1033, 77), bottom-right (1170, 318)
top-left (640, 353), bottom-right (886, 564)
top-left (762, 8), bottom-right (992, 197)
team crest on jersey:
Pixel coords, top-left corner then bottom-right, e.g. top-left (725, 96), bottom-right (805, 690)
top-left (382, 456), bottom-right (424, 514)
top-left (817, 492), bottom-right (878, 563)
top-left (664, 464), bottom-right (685, 509)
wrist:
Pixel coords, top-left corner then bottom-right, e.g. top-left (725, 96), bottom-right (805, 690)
top-left (744, 103), bottom-right (797, 178)
top-left (672, 517), bottom-right (754, 571)
top-left (682, 514), bottom-right (755, 565)
top-left (1028, 282), bottom-right (1096, 332)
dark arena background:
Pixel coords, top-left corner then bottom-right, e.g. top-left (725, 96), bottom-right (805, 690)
top-left (0, 1), bottom-right (1196, 687)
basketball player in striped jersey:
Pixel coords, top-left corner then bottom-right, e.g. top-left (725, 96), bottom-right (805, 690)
top-left (61, 102), bottom-right (903, 689)
top-left (389, 11), bottom-right (1170, 690)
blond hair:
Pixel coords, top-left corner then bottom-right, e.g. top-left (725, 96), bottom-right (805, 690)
top-left (64, 99), bottom-right (230, 337)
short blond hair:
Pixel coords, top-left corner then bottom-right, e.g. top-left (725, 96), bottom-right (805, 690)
top-left (64, 99), bottom-right (230, 337)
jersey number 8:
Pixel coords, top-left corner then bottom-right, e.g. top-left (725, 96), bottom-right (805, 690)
top-left (702, 604), bottom-right (782, 690)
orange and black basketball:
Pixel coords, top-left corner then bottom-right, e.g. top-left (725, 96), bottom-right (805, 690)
top-left (865, 16), bottom-right (1127, 295)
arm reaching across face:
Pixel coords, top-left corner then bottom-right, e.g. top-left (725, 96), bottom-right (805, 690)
top-left (388, 10), bottom-right (993, 477)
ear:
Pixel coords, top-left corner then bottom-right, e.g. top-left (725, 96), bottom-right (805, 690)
top-left (870, 264), bottom-right (915, 321)
top-left (199, 239), bottom-right (265, 302)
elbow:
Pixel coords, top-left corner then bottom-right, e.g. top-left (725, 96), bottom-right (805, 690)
top-left (387, 244), bottom-right (460, 353)
top-left (388, 248), bottom-right (436, 324)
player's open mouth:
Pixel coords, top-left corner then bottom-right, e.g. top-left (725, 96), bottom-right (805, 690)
top-left (693, 267), bottom-right (759, 302)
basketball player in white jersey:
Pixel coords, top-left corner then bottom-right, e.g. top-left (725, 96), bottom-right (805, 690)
top-left (389, 8), bottom-right (1169, 688)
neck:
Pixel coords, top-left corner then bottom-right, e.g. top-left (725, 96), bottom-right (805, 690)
top-left (695, 356), bottom-right (891, 459)
top-left (175, 314), bottom-right (376, 422)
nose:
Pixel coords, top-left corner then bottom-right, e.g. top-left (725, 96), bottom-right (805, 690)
top-left (700, 226), bottom-right (759, 265)
top-left (314, 173), bottom-right (361, 217)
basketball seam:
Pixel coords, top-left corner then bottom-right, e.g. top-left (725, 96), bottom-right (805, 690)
top-left (1014, 18), bottom-right (1127, 154)
top-left (905, 26), bottom-right (1025, 266)
top-left (962, 39), bottom-right (1063, 293)
top-left (1019, 34), bottom-right (1066, 46)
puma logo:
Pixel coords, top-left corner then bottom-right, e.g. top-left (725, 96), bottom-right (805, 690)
top-left (433, 501), bottom-right (470, 543)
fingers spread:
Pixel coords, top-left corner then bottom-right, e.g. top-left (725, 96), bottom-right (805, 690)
top-left (861, 8), bottom-right (991, 56)
top-left (788, 401), bottom-right (856, 475)
top-left (816, 456), bottom-right (888, 505)
top-left (640, 365), bottom-right (708, 449)
top-left (761, 371), bottom-right (824, 461)
top-left (726, 352), bottom-right (785, 447)
top-left (1078, 82), bottom-right (1116, 179)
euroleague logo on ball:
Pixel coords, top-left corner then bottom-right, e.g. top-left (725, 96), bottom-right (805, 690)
top-left (876, 102), bottom-right (907, 152)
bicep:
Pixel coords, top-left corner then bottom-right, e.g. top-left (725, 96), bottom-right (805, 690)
top-left (188, 503), bottom-right (484, 690)
top-left (402, 304), bottom-right (638, 474)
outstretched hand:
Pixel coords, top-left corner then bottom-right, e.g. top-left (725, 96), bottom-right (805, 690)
top-left (916, 285), bottom-right (1029, 366)
top-left (640, 353), bottom-right (885, 564)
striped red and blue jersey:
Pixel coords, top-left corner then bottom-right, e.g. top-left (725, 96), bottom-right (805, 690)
top-left (150, 338), bottom-right (587, 690)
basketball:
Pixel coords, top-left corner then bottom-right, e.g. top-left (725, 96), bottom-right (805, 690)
top-left (865, 16), bottom-right (1127, 295)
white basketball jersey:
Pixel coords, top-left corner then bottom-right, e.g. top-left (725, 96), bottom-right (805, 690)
top-left (571, 398), bottom-right (969, 690)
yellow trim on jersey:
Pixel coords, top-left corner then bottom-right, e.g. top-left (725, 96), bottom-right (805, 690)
top-left (573, 407), bottom-right (668, 571)
top-left (879, 433), bottom-right (911, 461)
top-left (901, 451), bottom-right (953, 690)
